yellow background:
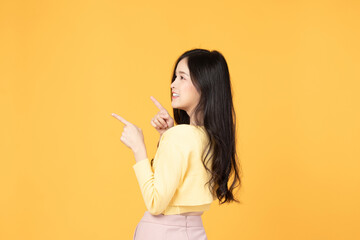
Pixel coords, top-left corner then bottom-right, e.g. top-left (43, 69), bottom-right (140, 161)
top-left (1, 0), bottom-right (359, 239)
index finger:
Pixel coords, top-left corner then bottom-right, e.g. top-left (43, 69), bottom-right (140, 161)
top-left (150, 96), bottom-right (165, 111)
top-left (111, 113), bottom-right (130, 125)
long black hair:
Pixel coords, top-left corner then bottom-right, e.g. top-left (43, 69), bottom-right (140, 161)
top-left (171, 48), bottom-right (242, 205)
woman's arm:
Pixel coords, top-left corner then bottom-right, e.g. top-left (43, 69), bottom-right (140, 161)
top-left (132, 128), bottom-right (193, 215)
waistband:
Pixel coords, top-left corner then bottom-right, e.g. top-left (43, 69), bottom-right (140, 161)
top-left (140, 211), bottom-right (204, 227)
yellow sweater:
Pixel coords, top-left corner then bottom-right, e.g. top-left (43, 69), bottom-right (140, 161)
top-left (132, 124), bottom-right (216, 215)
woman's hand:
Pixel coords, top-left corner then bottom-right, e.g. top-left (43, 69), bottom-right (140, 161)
top-left (111, 113), bottom-right (145, 154)
top-left (150, 96), bottom-right (174, 135)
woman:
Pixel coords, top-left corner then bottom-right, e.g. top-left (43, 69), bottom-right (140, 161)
top-left (112, 48), bottom-right (242, 239)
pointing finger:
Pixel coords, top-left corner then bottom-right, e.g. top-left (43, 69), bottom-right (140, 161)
top-left (111, 113), bottom-right (130, 125)
top-left (150, 96), bottom-right (165, 111)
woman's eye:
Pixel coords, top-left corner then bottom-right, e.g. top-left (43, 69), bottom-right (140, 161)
top-left (174, 75), bottom-right (185, 80)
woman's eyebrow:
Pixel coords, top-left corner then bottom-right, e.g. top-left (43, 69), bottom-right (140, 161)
top-left (176, 71), bottom-right (189, 76)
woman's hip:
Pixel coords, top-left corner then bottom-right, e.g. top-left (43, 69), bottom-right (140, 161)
top-left (133, 211), bottom-right (208, 240)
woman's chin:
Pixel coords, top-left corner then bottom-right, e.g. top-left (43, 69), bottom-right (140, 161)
top-left (171, 105), bottom-right (182, 111)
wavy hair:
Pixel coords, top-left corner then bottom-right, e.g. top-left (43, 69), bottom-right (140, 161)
top-left (170, 48), bottom-right (242, 204)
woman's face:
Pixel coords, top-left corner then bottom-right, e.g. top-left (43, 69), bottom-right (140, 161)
top-left (171, 57), bottom-right (201, 117)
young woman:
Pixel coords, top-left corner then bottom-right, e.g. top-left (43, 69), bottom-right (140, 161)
top-left (112, 48), bottom-right (242, 239)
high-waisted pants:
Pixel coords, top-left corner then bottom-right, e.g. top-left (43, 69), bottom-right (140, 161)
top-left (133, 211), bottom-right (208, 240)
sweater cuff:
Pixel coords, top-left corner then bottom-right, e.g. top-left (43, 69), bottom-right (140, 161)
top-left (132, 158), bottom-right (153, 185)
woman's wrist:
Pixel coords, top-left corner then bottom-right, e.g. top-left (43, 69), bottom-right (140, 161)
top-left (133, 144), bottom-right (148, 163)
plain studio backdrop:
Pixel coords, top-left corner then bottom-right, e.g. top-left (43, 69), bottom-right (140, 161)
top-left (0, 0), bottom-right (359, 239)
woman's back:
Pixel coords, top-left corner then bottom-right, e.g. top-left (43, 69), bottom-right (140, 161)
top-left (132, 124), bottom-right (216, 216)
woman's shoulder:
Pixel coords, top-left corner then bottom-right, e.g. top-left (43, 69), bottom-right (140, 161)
top-left (164, 124), bottom-right (203, 135)
top-left (161, 124), bottom-right (204, 142)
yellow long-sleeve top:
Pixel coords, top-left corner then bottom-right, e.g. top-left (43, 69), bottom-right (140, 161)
top-left (132, 124), bottom-right (216, 215)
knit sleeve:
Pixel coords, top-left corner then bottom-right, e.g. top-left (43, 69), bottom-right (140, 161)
top-left (132, 127), bottom-right (192, 215)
